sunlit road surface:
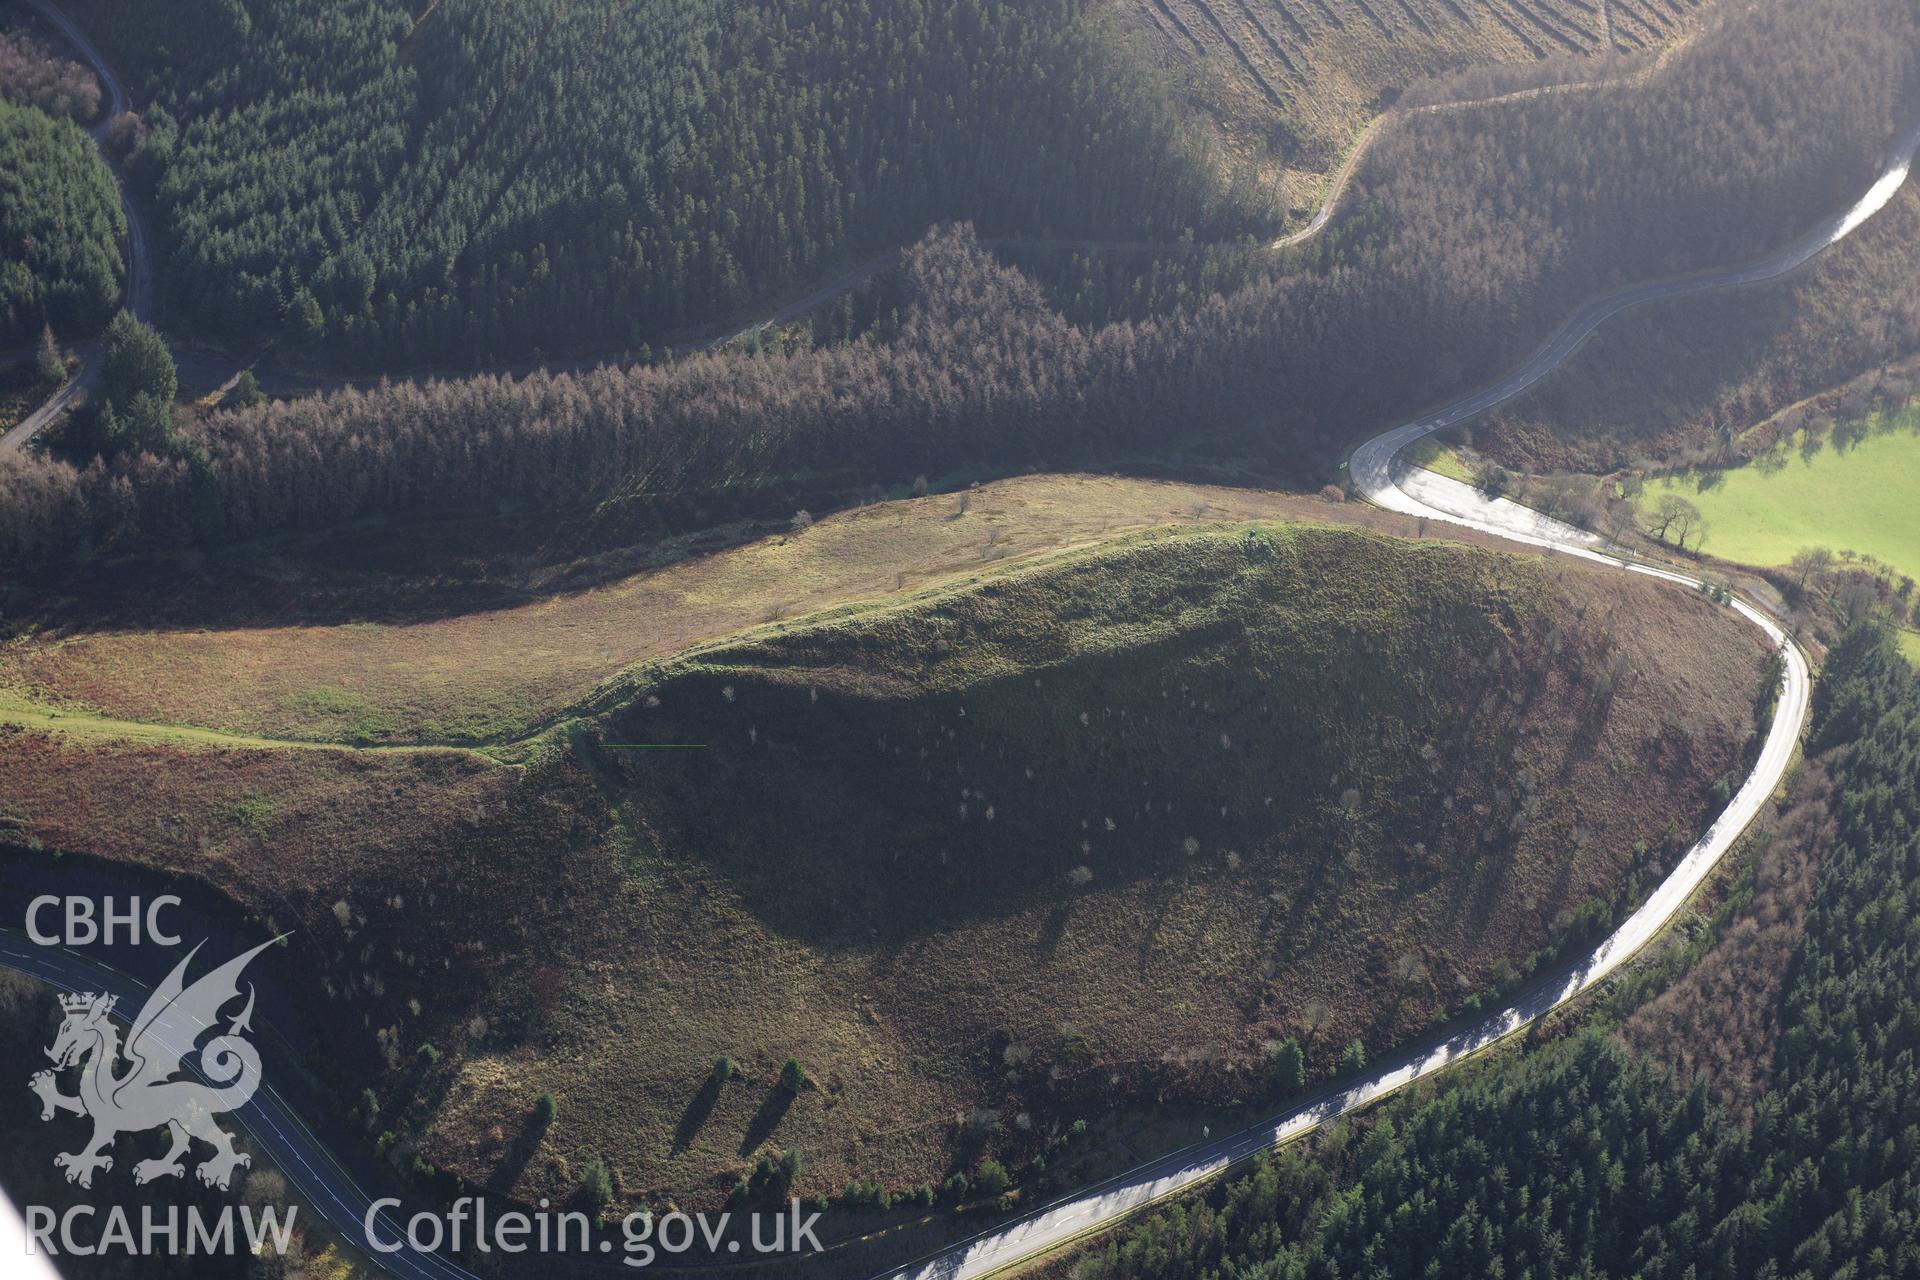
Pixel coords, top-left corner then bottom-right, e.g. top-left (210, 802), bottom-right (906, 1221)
top-left (875, 630), bottom-right (1804, 1280)
top-left (0, 21), bottom-right (1909, 1276)
top-left (874, 114), bottom-right (1920, 1280)
top-left (1350, 114), bottom-right (1920, 526)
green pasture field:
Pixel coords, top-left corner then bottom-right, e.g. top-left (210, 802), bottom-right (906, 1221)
top-left (1642, 407), bottom-right (1920, 579)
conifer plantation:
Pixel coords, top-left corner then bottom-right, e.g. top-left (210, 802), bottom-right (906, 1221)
top-left (2, 0), bottom-right (1912, 568)
top-left (72, 0), bottom-right (1262, 367)
top-left (1072, 622), bottom-right (1920, 1280)
top-left (0, 98), bottom-right (123, 345)
top-left (3, 0), bottom-right (1920, 1266)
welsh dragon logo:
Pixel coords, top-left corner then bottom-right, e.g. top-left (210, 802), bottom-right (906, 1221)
top-left (29, 938), bottom-right (281, 1191)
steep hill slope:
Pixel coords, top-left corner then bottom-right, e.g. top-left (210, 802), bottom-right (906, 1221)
top-left (1055, 620), bottom-right (1918, 1280)
top-left (0, 516), bottom-right (1771, 1210)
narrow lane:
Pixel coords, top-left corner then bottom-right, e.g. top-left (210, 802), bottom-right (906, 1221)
top-left (0, 932), bottom-right (480, 1280)
top-left (874, 111), bottom-right (1917, 1280)
top-left (0, 6), bottom-right (1909, 1274)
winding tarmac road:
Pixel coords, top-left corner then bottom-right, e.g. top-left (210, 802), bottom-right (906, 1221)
top-left (1351, 114), bottom-right (1920, 531)
top-left (3, 113), bottom-right (1904, 1269)
top-left (871, 111), bottom-right (1917, 1280)
top-left (0, 2), bottom-right (1913, 1274)
top-left (0, 2), bottom-right (1692, 444)
top-left (0, 932), bottom-right (481, 1280)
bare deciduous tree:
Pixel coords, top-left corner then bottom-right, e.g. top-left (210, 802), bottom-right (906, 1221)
top-left (1791, 547), bottom-right (1834, 592)
top-left (1645, 494), bottom-right (1704, 548)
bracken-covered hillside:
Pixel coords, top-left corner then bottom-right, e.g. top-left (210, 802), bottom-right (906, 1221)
top-left (0, 518), bottom-right (1770, 1207)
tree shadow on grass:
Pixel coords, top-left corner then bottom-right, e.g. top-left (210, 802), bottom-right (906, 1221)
top-left (673, 1076), bottom-right (722, 1155)
top-left (1135, 881), bottom-right (1181, 978)
top-left (486, 1113), bottom-right (549, 1194)
top-left (1034, 904), bottom-right (1070, 959)
top-left (738, 1086), bottom-right (796, 1157)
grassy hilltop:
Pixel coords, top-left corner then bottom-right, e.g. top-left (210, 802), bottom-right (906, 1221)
top-left (0, 505), bottom-right (1769, 1210)
top-left (1, 475), bottom-right (1309, 745)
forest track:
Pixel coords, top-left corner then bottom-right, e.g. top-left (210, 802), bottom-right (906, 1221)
top-left (0, 0), bottom-right (1697, 421)
top-left (0, 4), bottom-right (1910, 1277)
top-left (871, 102), bottom-right (1918, 1280)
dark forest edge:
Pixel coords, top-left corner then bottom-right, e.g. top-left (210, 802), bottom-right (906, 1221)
top-left (1059, 621), bottom-right (1912, 1280)
top-left (1059, 617), bottom-right (1920, 1280)
top-left (1, 0), bottom-right (1914, 573)
top-left (63, 0), bottom-right (1270, 370)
